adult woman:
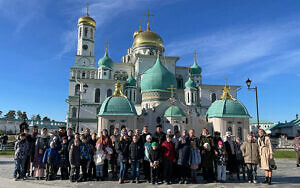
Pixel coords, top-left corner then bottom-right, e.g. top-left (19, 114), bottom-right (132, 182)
top-left (117, 133), bottom-right (130, 184)
top-left (258, 129), bottom-right (274, 185)
top-left (96, 129), bottom-right (112, 179)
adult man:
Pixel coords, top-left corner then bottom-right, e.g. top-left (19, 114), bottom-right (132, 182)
top-left (199, 128), bottom-right (215, 151)
top-left (0, 134), bottom-right (8, 150)
top-left (293, 133), bottom-right (300, 167)
top-left (152, 125), bottom-right (166, 146)
top-left (58, 127), bottom-right (67, 141)
top-left (241, 134), bottom-right (260, 184)
top-left (35, 128), bottom-right (50, 155)
top-left (88, 132), bottom-right (97, 180)
top-left (83, 128), bottom-right (91, 143)
top-left (224, 132), bottom-right (237, 180)
top-left (189, 129), bottom-right (199, 148)
top-left (66, 128), bottom-right (74, 146)
top-left (140, 126), bottom-right (151, 144)
top-left (110, 128), bottom-right (120, 179)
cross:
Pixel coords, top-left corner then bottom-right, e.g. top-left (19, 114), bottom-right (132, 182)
top-left (86, 3), bottom-right (90, 15)
top-left (144, 8), bottom-right (154, 30)
top-left (193, 51), bottom-right (198, 63)
top-left (224, 78), bottom-right (228, 86)
top-left (168, 84), bottom-right (176, 98)
top-left (139, 19), bottom-right (143, 30)
top-left (105, 41), bottom-right (109, 52)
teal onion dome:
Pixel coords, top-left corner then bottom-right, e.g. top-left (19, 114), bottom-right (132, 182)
top-left (164, 105), bottom-right (185, 117)
top-left (125, 75), bottom-right (137, 87)
top-left (98, 50), bottom-right (113, 69)
top-left (185, 77), bottom-right (196, 89)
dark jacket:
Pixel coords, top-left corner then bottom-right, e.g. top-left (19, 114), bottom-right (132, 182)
top-left (129, 142), bottom-right (143, 161)
top-left (201, 149), bottom-right (214, 169)
top-left (69, 145), bottom-right (81, 167)
top-left (175, 136), bottom-right (191, 166)
top-left (43, 147), bottom-right (59, 165)
top-left (152, 131), bottom-right (166, 146)
top-left (149, 148), bottom-right (161, 163)
top-left (117, 140), bottom-right (130, 162)
top-left (14, 139), bottom-right (29, 160)
top-left (216, 148), bottom-right (227, 166)
top-left (35, 134), bottom-right (50, 154)
top-left (59, 143), bottom-right (69, 167)
top-left (199, 135), bottom-right (215, 151)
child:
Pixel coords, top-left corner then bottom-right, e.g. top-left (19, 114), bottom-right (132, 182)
top-left (13, 133), bottom-right (29, 181)
top-left (201, 143), bottom-right (214, 183)
top-left (34, 148), bottom-right (45, 180)
top-left (129, 135), bottom-right (144, 183)
top-left (79, 136), bottom-right (92, 182)
top-left (161, 135), bottom-right (175, 185)
top-left (94, 143), bottom-right (106, 181)
top-left (59, 137), bottom-right (69, 180)
top-left (216, 141), bottom-right (227, 183)
top-left (42, 142), bottom-right (59, 181)
top-left (69, 139), bottom-right (81, 182)
top-left (143, 135), bottom-right (152, 183)
top-left (189, 141), bottom-right (201, 183)
top-left (149, 142), bottom-right (161, 185)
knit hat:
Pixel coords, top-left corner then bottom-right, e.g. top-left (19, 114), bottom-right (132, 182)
top-left (167, 129), bottom-right (171, 133)
top-left (225, 131), bottom-right (232, 137)
top-left (218, 141), bottom-right (223, 146)
top-left (146, 135), bottom-right (152, 140)
top-left (151, 142), bottom-right (158, 147)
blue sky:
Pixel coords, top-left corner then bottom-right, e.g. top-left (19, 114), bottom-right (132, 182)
top-left (0, 0), bottom-right (299, 122)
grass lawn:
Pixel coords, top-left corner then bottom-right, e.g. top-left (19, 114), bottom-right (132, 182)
top-left (274, 150), bottom-right (296, 159)
top-left (0, 150), bottom-right (14, 156)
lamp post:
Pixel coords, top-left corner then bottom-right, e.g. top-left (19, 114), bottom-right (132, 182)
top-left (245, 78), bottom-right (260, 129)
top-left (76, 83), bottom-right (88, 133)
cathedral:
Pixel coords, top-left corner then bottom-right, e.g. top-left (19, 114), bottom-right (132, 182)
top-left (66, 8), bottom-right (250, 139)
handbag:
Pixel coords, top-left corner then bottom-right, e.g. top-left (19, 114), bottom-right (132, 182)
top-left (269, 158), bottom-right (277, 170)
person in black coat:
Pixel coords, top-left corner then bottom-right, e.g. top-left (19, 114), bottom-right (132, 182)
top-left (117, 134), bottom-right (130, 184)
top-left (140, 126), bottom-right (151, 144)
top-left (149, 142), bottom-right (162, 185)
top-left (224, 132), bottom-right (238, 180)
top-left (152, 125), bottom-right (166, 147)
top-left (59, 137), bottom-right (69, 180)
top-left (129, 135), bottom-right (144, 183)
top-left (69, 139), bottom-right (81, 182)
top-left (175, 130), bottom-right (191, 184)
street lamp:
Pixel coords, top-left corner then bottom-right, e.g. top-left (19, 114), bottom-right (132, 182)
top-left (76, 83), bottom-right (88, 133)
top-left (245, 78), bottom-right (260, 129)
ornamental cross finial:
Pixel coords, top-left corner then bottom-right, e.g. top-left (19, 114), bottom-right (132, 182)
top-left (86, 3), bottom-right (90, 15)
top-left (224, 78), bottom-right (228, 86)
top-left (193, 51), bottom-right (198, 64)
top-left (168, 84), bottom-right (176, 98)
top-left (139, 19), bottom-right (143, 31)
top-left (105, 41), bottom-right (109, 53)
top-left (144, 8), bottom-right (154, 31)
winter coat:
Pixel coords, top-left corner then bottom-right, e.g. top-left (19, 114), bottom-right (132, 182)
top-left (117, 140), bottom-right (130, 162)
top-left (69, 145), bottom-right (81, 167)
top-left (175, 136), bottom-right (191, 166)
top-left (258, 136), bottom-right (274, 170)
top-left (224, 138), bottom-right (237, 172)
top-left (293, 137), bottom-right (300, 151)
top-left (189, 148), bottom-right (201, 165)
top-left (201, 149), bottom-right (214, 170)
top-left (35, 134), bottom-right (50, 155)
top-left (161, 141), bottom-right (175, 161)
top-left (94, 149), bottom-right (106, 165)
top-left (59, 143), bottom-right (69, 167)
top-left (199, 135), bottom-right (215, 151)
top-left (216, 148), bottom-right (227, 166)
top-left (42, 148), bottom-right (59, 165)
top-left (149, 147), bottom-right (161, 163)
top-left (152, 131), bottom-right (166, 146)
top-left (144, 142), bottom-right (152, 161)
top-left (235, 143), bottom-right (244, 162)
top-left (240, 141), bottom-right (260, 164)
top-left (129, 142), bottom-right (144, 161)
top-left (14, 139), bottom-right (29, 160)
top-left (34, 153), bottom-right (45, 168)
top-left (189, 136), bottom-right (200, 149)
top-left (141, 132), bottom-right (151, 144)
top-left (80, 143), bottom-right (92, 160)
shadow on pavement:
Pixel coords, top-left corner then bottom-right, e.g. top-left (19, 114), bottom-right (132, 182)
top-left (0, 160), bottom-right (14, 165)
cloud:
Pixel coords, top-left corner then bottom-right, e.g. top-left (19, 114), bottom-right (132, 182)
top-left (165, 18), bottom-right (300, 81)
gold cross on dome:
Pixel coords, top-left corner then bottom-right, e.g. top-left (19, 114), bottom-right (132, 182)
top-left (86, 3), bottom-right (90, 15)
top-left (224, 77), bottom-right (228, 86)
top-left (105, 41), bottom-right (109, 52)
top-left (168, 84), bottom-right (176, 98)
top-left (144, 8), bottom-right (154, 30)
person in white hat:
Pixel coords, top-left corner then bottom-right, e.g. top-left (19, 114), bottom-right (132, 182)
top-left (143, 135), bottom-right (152, 182)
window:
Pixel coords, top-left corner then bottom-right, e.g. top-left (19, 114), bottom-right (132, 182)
top-left (79, 27), bottom-right (82, 38)
top-left (107, 89), bottom-right (112, 97)
top-left (82, 72), bottom-right (85, 78)
top-left (90, 28), bottom-right (93, 39)
top-left (104, 72), bottom-right (107, 76)
top-left (238, 127), bottom-right (243, 139)
top-left (129, 90), bottom-right (132, 100)
top-left (176, 76), bottom-right (183, 89)
top-left (187, 92), bottom-right (190, 103)
top-left (71, 107), bottom-right (77, 118)
top-left (191, 93), bottom-right (194, 103)
top-left (186, 117), bottom-right (188, 124)
top-left (227, 127), bottom-right (232, 133)
top-left (156, 117), bottom-right (161, 124)
top-left (84, 27), bottom-right (88, 37)
top-left (95, 89), bottom-right (100, 103)
top-left (211, 93), bottom-right (216, 103)
top-left (75, 84), bottom-right (80, 95)
top-left (174, 125), bottom-right (179, 132)
top-left (134, 90), bottom-right (136, 101)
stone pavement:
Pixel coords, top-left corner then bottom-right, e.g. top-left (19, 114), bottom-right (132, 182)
top-left (0, 156), bottom-right (299, 188)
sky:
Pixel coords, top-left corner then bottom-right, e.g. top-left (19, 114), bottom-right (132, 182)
top-left (0, 0), bottom-right (299, 123)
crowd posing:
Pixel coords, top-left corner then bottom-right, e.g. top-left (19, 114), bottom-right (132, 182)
top-left (13, 125), bottom-right (276, 185)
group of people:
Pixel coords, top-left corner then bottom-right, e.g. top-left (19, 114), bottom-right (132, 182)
top-left (13, 125), bottom-right (276, 185)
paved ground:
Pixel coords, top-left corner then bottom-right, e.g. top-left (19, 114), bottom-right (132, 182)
top-left (0, 156), bottom-right (299, 188)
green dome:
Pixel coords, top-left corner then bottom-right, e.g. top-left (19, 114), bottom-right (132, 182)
top-left (164, 105), bottom-right (185, 117)
top-left (185, 77), bottom-right (196, 89)
top-left (98, 96), bottom-right (137, 116)
top-left (125, 75), bottom-right (136, 87)
top-left (206, 99), bottom-right (250, 118)
top-left (190, 60), bottom-right (202, 75)
top-left (98, 51), bottom-right (113, 69)
top-left (141, 57), bottom-right (177, 92)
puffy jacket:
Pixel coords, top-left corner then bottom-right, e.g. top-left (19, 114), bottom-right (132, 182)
top-left (69, 145), bottom-right (81, 166)
top-left (161, 141), bottom-right (175, 161)
top-left (35, 134), bottom-right (50, 154)
top-left (94, 149), bottom-right (106, 165)
top-left (80, 143), bottom-right (92, 160)
top-left (129, 142), bottom-right (143, 161)
top-left (240, 141), bottom-right (260, 164)
top-left (149, 147), bottom-right (161, 163)
top-left (14, 140), bottom-right (29, 160)
top-left (117, 140), bottom-right (130, 162)
top-left (175, 136), bottom-right (191, 166)
top-left (42, 147), bottom-right (59, 165)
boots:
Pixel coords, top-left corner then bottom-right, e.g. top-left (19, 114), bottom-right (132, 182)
top-left (268, 177), bottom-right (272, 185)
top-left (263, 177), bottom-right (269, 184)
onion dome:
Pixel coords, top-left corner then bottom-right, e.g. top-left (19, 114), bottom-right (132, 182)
top-left (98, 49), bottom-right (113, 69)
top-left (125, 75), bottom-right (137, 87)
top-left (133, 22), bottom-right (163, 48)
top-left (190, 51), bottom-right (202, 75)
top-left (78, 6), bottom-right (96, 27)
top-left (185, 77), bottom-right (196, 89)
top-left (206, 84), bottom-right (250, 118)
top-left (141, 54), bottom-right (177, 92)
top-left (98, 81), bottom-right (137, 116)
top-left (164, 105), bottom-right (185, 117)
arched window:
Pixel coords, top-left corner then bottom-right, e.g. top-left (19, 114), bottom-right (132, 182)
top-left (174, 125), bottom-right (179, 132)
top-left (75, 84), bottom-right (80, 96)
top-left (176, 75), bottom-right (183, 89)
top-left (227, 126), bottom-right (232, 133)
top-left (129, 90), bottom-right (132, 100)
top-left (191, 93), bottom-right (194, 103)
top-left (133, 90), bottom-right (136, 101)
top-left (84, 27), bottom-right (88, 37)
top-left (95, 88), bottom-right (100, 103)
top-left (79, 27), bottom-right (82, 38)
top-left (71, 107), bottom-right (77, 118)
top-left (187, 92), bottom-right (190, 103)
top-left (238, 127), bottom-right (243, 139)
top-left (211, 93), bottom-right (216, 103)
top-left (107, 89), bottom-right (112, 97)
top-left (90, 28), bottom-right (93, 39)
top-left (82, 72), bottom-right (85, 78)
top-left (156, 117), bottom-right (161, 124)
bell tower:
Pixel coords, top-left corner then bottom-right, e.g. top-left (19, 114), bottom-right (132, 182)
top-left (75, 4), bottom-right (96, 67)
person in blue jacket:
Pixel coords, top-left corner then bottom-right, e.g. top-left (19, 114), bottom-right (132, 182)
top-left (43, 141), bottom-right (59, 181)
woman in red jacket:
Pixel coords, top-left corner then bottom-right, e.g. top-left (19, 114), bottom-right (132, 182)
top-left (161, 135), bottom-right (176, 185)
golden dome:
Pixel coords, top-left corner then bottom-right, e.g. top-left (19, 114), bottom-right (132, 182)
top-left (133, 29), bottom-right (163, 47)
top-left (78, 14), bottom-right (96, 27)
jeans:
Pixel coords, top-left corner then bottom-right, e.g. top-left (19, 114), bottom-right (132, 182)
top-left (119, 162), bottom-right (127, 179)
top-left (70, 165), bottom-right (80, 181)
top-left (143, 160), bottom-right (151, 181)
top-left (96, 164), bottom-right (103, 178)
top-left (246, 163), bottom-right (257, 181)
top-left (217, 165), bottom-right (226, 181)
top-left (131, 160), bottom-right (140, 179)
top-left (14, 158), bottom-right (26, 178)
top-left (80, 159), bottom-right (90, 180)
